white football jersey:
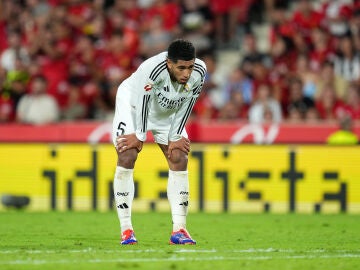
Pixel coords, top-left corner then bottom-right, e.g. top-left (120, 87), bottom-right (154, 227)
top-left (117, 51), bottom-right (206, 142)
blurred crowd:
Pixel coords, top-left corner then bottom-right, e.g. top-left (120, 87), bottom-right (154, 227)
top-left (1, 0), bottom-right (360, 126)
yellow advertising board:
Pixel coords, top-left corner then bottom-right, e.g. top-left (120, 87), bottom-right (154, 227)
top-left (0, 144), bottom-right (359, 213)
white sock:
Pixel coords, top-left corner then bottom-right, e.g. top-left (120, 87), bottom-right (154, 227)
top-left (167, 170), bottom-right (189, 232)
top-left (113, 166), bottom-right (134, 233)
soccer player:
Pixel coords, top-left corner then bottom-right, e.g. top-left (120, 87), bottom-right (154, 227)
top-left (112, 39), bottom-right (206, 245)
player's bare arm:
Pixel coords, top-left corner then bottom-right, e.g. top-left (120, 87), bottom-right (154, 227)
top-left (116, 134), bottom-right (143, 153)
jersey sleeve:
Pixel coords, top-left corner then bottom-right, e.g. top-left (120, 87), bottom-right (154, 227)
top-left (134, 57), bottom-right (167, 141)
top-left (168, 60), bottom-right (207, 141)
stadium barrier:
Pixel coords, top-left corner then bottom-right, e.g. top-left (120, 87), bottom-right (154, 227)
top-left (0, 143), bottom-right (359, 213)
top-left (1, 120), bottom-right (360, 143)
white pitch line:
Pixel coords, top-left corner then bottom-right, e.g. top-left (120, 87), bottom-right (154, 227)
top-left (1, 254), bottom-right (360, 265)
top-left (0, 248), bottom-right (359, 255)
top-left (0, 248), bottom-right (217, 255)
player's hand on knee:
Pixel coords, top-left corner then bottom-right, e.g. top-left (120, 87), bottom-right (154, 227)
top-left (168, 137), bottom-right (190, 158)
top-left (116, 134), bottom-right (143, 153)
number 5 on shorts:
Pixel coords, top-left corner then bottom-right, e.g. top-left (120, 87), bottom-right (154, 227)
top-left (116, 122), bottom-right (126, 136)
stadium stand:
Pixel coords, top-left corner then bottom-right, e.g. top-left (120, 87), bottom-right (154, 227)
top-left (0, 0), bottom-right (360, 126)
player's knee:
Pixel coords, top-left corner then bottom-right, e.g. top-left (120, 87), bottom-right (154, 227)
top-left (117, 149), bottom-right (138, 168)
top-left (169, 149), bottom-right (188, 169)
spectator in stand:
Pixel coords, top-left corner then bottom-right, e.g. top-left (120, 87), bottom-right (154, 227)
top-left (286, 77), bottom-right (315, 121)
top-left (250, 60), bottom-right (272, 103)
top-left (100, 31), bottom-right (135, 84)
top-left (16, 75), bottom-right (60, 125)
top-left (139, 15), bottom-right (173, 59)
top-left (240, 32), bottom-right (271, 78)
top-left (0, 91), bottom-right (14, 123)
top-left (333, 34), bottom-right (360, 83)
top-left (68, 35), bottom-right (100, 86)
top-left (308, 26), bottom-right (334, 72)
top-left (64, 0), bottom-right (96, 35)
top-left (83, 13), bottom-right (108, 49)
top-left (349, 7), bottom-right (360, 52)
top-left (192, 53), bottom-right (219, 119)
top-left (112, 0), bottom-right (143, 24)
top-left (0, 31), bottom-right (30, 72)
top-left (27, 19), bottom-right (71, 108)
top-left (315, 83), bottom-right (347, 121)
top-left (290, 0), bottom-right (324, 45)
top-left (0, 76), bottom-right (27, 123)
top-left (286, 106), bottom-right (303, 123)
top-left (327, 114), bottom-right (359, 145)
top-left (221, 66), bottom-right (253, 106)
top-left (178, 0), bottom-right (215, 53)
top-left (343, 83), bottom-right (360, 120)
top-left (0, 0), bottom-right (7, 53)
top-left (304, 107), bottom-right (320, 123)
top-left (320, 0), bottom-right (352, 38)
top-left (141, 0), bottom-right (181, 34)
top-left (294, 53), bottom-right (319, 99)
top-left (248, 83), bottom-right (282, 124)
top-left (61, 81), bottom-right (87, 121)
top-left (268, 3), bottom-right (295, 47)
top-left (3, 76), bottom-right (28, 115)
top-left (263, 0), bottom-right (289, 15)
top-left (212, 0), bottom-right (255, 49)
top-left (268, 34), bottom-right (296, 104)
top-left (0, 55), bottom-right (30, 123)
top-left (217, 91), bottom-right (249, 120)
top-left (92, 78), bottom-right (119, 122)
top-left (266, 0), bottom-right (308, 57)
top-left (315, 60), bottom-right (348, 101)
top-left (107, 9), bottom-right (140, 58)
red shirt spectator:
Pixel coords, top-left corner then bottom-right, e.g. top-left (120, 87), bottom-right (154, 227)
top-left (269, 7), bottom-right (296, 46)
top-left (316, 84), bottom-right (347, 120)
top-left (0, 91), bottom-right (15, 122)
top-left (343, 83), bottom-right (360, 119)
top-left (142, 0), bottom-right (180, 31)
top-left (291, 0), bottom-right (324, 44)
top-left (308, 27), bottom-right (334, 72)
top-left (0, 21), bottom-right (7, 54)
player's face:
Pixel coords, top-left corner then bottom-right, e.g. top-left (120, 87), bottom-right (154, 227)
top-left (167, 59), bottom-right (195, 85)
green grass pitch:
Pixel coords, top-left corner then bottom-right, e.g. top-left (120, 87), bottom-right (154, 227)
top-left (0, 211), bottom-right (359, 270)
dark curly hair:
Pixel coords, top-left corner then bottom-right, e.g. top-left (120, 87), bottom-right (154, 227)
top-left (167, 39), bottom-right (195, 62)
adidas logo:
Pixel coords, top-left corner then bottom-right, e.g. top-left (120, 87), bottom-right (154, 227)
top-left (116, 192), bottom-right (129, 196)
top-left (117, 203), bottom-right (129, 209)
top-left (179, 201), bottom-right (188, 206)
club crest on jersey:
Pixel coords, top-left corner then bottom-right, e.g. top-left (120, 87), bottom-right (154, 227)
top-left (181, 83), bottom-right (191, 93)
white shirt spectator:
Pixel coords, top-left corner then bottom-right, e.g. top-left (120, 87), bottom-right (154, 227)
top-left (0, 32), bottom-right (30, 71)
top-left (248, 84), bottom-right (282, 124)
top-left (16, 76), bottom-right (60, 125)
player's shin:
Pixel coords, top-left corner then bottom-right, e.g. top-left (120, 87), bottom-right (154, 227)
top-left (113, 166), bottom-right (135, 233)
top-left (167, 170), bottom-right (189, 232)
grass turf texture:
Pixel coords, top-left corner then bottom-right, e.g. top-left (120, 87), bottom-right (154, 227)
top-left (0, 212), bottom-right (359, 270)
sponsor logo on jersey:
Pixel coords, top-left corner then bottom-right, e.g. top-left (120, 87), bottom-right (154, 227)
top-left (156, 91), bottom-right (186, 110)
top-left (144, 84), bottom-right (153, 91)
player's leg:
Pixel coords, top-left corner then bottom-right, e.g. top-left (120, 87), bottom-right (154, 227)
top-left (112, 95), bottom-right (138, 245)
top-left (156, 135), bottom-right (196, 245)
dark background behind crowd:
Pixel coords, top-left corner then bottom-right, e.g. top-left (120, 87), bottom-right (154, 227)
top-left (1, 0), bottom-right (360, 126)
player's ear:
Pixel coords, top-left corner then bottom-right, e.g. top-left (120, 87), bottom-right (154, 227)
top-left (166, 58), bottom-right (172, 68)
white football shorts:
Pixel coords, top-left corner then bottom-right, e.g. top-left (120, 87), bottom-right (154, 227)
top-left (112, 91), bottom-right (188, 146)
